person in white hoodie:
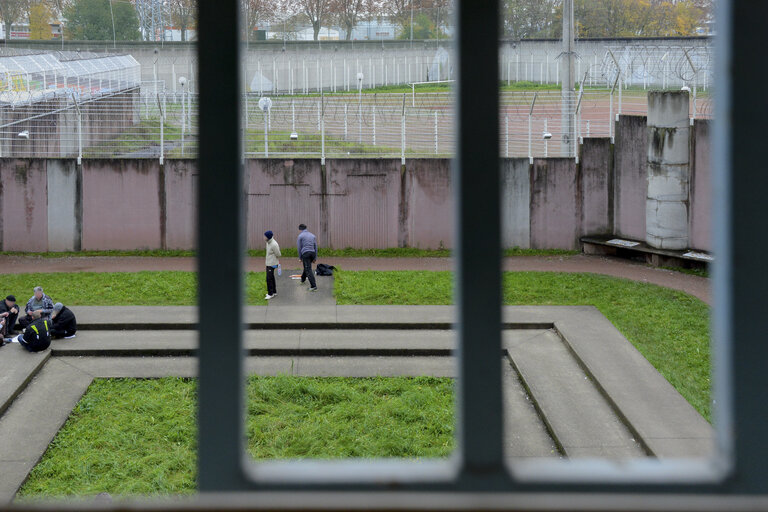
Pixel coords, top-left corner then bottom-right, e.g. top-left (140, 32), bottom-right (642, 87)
top-left (264, 230), bottom-right (281, 300)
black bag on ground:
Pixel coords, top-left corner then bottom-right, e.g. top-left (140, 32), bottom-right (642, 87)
top-left (315, 263), bottom-right (335, 276)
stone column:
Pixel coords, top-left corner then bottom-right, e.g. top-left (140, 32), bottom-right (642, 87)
top-left (646, 90), bottom-right (690, 250)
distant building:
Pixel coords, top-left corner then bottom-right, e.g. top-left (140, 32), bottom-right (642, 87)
top-left (0, 21), bottom-right (63, 40)
top-left (162, 27), bottom-right (197, 41)
top-left (342, 19), bottom-right (398, 40)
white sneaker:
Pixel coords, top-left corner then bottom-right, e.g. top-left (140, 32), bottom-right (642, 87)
top-left (64, 334), bottom-right (77, 339)
top-left (265, 294), bottom-right (275, 300)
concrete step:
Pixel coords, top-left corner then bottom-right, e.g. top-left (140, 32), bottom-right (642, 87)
top-left (48, 329), bottom-right (464, 357)
top-left (505, 329), bottom-right (646, 458)
top-left (0, 343), bottom-right (50, 417)
top-left (0, 359), bottom-right (93, 503)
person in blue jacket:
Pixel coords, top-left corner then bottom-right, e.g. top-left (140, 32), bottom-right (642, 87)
top-left (296, 223), bottom-right (318, 291)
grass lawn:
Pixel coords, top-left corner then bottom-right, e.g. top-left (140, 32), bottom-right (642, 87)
top-left (0, 271), bottom-right (266, 306)
top-left (334, 271), bottom-right (711, 421)
top-left (18, 376), bottom-right (453, 498)
top-left (1, 269), bottom-right (709, 419)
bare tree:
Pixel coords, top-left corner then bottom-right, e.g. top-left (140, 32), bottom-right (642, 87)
top-left (0, 0), bottom-right (29, 40)
top-left (292, 0), bottom-right (331, 40)
top-left (242, 0), bottom-right (275, 41)
top-left (382, 0), bottom-right (409, 27)
top-left (332, 0), bottom-right (367, 40)
top-left (169, 0), bottom-right (195, 41)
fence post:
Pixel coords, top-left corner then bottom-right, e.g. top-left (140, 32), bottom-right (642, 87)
top-left (544, 118), bottom-right (548, 157)
top-left (344, 103), bottom-right (347, 140)
top-left (157, 94), bottom-right (164, 165)
top-left (401, 93), bottom-right (406, 165)
top-left (71, 92), bottom-right (82, 165)
top-left (434, 110), bottom-right (438, 155)
top-left (528, 92), bottom-right (537, 164)
top-left (321, 91), bottom-right (325, 165)
top-left (505, 114), bottom-right (509, 158)
top-left (181, 89), bottom-right (186, 157)
top-left (264, 108), bottom-right (269, 158)
top-left (372, 105), bottom-right (376, 146)
top-left (617, 74), bottom-right (622, 120)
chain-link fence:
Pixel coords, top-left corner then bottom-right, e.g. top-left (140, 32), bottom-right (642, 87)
top-left (0, 86), bottom-right (711, 161)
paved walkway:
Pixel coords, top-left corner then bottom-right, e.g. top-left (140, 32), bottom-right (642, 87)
top-left (0, 304), bottom-right (713, 502)
top-left (0, 254), bottom-right (710, 304)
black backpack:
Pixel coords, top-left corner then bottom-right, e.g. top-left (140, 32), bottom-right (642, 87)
top-left (315, 263), bottom-right (335, 276)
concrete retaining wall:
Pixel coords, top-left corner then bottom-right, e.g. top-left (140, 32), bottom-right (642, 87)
top-left (0, 112), bottom-right (712, 251)
top-left (613, 115), bottom-right (648, 241)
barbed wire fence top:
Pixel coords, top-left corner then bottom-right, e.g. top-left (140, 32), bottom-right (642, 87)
top-left (0, 45), bottom-right (712, 161)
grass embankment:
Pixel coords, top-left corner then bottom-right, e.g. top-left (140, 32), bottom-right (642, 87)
top-left (335, 270), bottom-right (711, 421)
top-left (18, 376), bottom-right (453, 497)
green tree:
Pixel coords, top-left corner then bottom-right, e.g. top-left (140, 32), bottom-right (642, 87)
top-left (397, 12), bottom-right (446, 39)
top-left (64, 0), bottom-right (140, 41)
top-left (502, 0), bottom-right (557, 39)
top-left (29, 2), bottom-right (54, 39)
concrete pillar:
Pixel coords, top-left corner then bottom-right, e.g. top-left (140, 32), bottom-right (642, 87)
top-left (646, 90), bottom-right (690, 250)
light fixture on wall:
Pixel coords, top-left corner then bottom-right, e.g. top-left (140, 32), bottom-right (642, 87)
top-left (17, 130), bottom-right (29, 139)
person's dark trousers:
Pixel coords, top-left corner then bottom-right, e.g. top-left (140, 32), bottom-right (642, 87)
top-left (4, 311), bottom-right (18, 334)
top-left (300, 252), bottom-right (317, 288)
top-left (51, 327), bottom-right (77, 339)
top-left (266, 266), bottom-right (277, 295)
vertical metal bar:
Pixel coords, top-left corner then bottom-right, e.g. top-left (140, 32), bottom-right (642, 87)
top-left (716, 0), bottom-right (768, 494)
top-left (197, 0), bottom-right (243, 492)
top-left (454, 0), bottom-right (504, 480)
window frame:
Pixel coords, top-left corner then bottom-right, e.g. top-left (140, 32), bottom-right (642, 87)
top-left (195, 0), bottom-right (768, 501)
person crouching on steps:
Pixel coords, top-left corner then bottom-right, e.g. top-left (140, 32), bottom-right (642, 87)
top-left (14, 317), bottom-right (51, 353)
top-left (51, 302), bottom-right (77, 339)
top-left (264, 230), bottom-right (281, 300)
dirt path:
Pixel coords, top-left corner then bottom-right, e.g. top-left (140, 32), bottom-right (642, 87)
top-left (0, 253), bottom-right (710, 305)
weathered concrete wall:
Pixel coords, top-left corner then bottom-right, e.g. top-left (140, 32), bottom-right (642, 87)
top-left (326, 159), bottom-right (401, 249)
top-left (247, 159), bottom-right (324, 252)
top-left (0, 110), bottom-right (712, 251)
top-left (613, 115), bottom-right (647, 241)
top-left (0, 160), bottom-right (48, 251)
top-left (690, 119), bottom-right (712, 252)
top-left (646, 91), bottom-right (690, 250)
top-left (408, 159), bottom-right (453, 249)
top-left (580, 138), bottom-right (613, 237)
top-left (164, 160), bottom-right (197, 250)
top-left (501, 158), bottom-right (531, 249)
top-left (46, 160), bottom-right (79, 251)
top-left (530, 158), bottom-right (580, 250)
top-left (81, 160), bottom-right (162, 250)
